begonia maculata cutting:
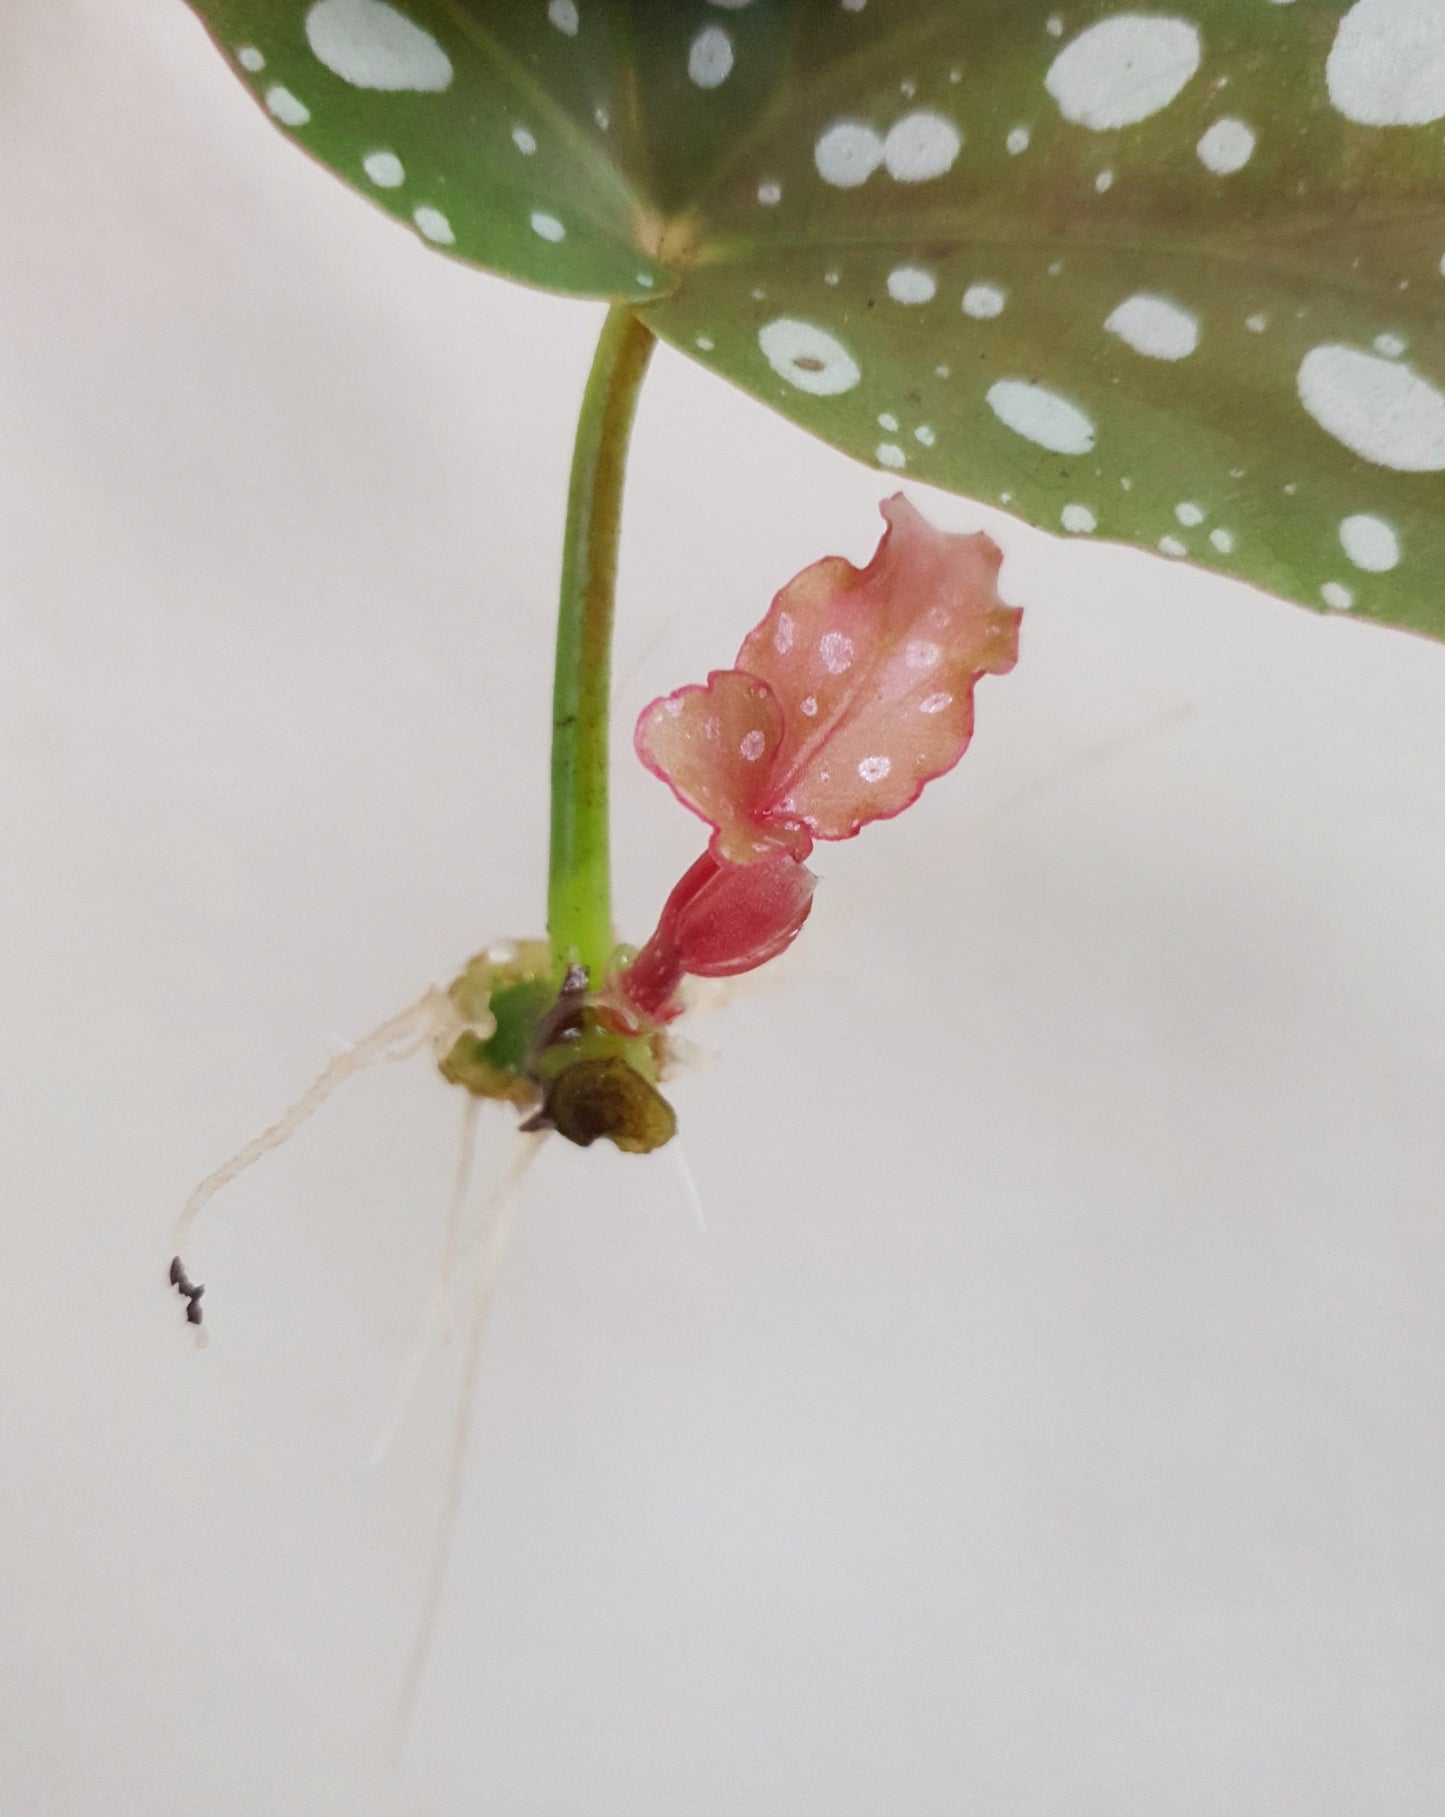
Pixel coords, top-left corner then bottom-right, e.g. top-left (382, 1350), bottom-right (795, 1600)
top-left (168, 0), bottom-right (1445, 1316)
top-left (173, 484), bottom-right (1024, 1304)
top-left (614, 495), bottom-right (1020, 1029)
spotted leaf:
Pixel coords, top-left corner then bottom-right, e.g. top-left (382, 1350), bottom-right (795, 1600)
top-left (636, 495), bottom-right (1019, 863)
top-left (185, 0), bottom-right (1445, 636)
top-left (635, 669), bottom-right (804, 865)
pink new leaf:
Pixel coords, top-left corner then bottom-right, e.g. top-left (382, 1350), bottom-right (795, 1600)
top-left (636, 495), bottom-right (1020, 864)
top-left (612, 850), bottom-right (817, 1026)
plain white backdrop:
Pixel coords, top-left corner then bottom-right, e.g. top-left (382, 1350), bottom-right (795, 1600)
top-left (3, 3), bottom-right (1445, 1812)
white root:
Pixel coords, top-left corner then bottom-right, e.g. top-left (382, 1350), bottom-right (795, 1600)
top-left (164, 970), bottom-right (557, 1756)
top-left (171, 986), bottom-right (475, 1260)
top-left (368, 1093), bottom-right (481, 1471)
top-left (672, 1134), bottom-right (708, 1235)
top-left (391, 1128), bottom-right (547, 1750)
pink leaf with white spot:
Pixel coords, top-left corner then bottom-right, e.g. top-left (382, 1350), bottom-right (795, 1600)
top-left (636, 495), bottom-right (1020, 864)
top-left (636, 670), bottom-right (808, 865)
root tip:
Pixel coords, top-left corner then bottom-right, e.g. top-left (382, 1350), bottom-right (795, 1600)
top-left (170, 1256), bottom-right (206, 1328)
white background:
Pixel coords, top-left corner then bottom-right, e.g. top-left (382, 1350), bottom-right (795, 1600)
top-left (3, 4), bottom-right (1445, 1812)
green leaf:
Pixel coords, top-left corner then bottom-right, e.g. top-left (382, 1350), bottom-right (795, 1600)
top-left (183, 0), bottom-right (1445, 636)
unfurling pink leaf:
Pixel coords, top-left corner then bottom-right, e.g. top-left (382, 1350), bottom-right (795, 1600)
top-left (635, 495), bottom-right (1020, 865)
top-left (612, 851), bottom-right (816, 1025)
top-left (620, 496), bottom-right (1021, 1026)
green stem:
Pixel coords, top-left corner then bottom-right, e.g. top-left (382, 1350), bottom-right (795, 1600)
top-left (547, 305), bottom-right (655, 980)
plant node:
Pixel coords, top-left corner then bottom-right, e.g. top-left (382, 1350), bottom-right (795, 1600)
top-left (437, 945), bottom-right (677, 1153)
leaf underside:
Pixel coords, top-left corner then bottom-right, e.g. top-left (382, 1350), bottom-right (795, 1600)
top-left (186, 0), bottom-right (1445, 637)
